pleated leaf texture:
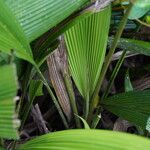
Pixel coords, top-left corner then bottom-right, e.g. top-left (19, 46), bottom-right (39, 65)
top-left (0, 64), bottom-right (19, 139)
top-left (0, 1), bottom-right (33, 63)
top-left (18, 129), bottom-right (150, 150)
top-left (65, 6), bottom-right (111, 100)
top-left (102, 90), bottom-right (150, 130)
top-left (5, 0), bottom-right (89, 43)
top-left (0, 0), bottom-right (89, 63)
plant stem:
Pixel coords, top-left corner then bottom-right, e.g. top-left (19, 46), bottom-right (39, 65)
top-left (12, 65), bottom-right (69, 150)
top-left (84, 95), bottom-right (89, 121)
top-left (34, 65), bottom-right (69, 129)
top-left (91, 112), bottom-right (101, 129)
top-left (63, 73), bottom-right (81, 128)
top-left (89, 3), bottom-right (133, 120)
top-left (102, 50), bottom-right (127, 100)
top-left (19, 65), bottom-right (69, 131)
top-left (136, 19), bottom-right (150, 28)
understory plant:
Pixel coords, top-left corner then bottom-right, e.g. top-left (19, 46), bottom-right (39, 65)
top-left (0, 0), bottom-right (150, 150)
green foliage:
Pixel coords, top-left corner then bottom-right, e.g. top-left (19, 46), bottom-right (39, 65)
top-left (0, 1), bottom-right (150, 149)
top-left (0, 1), bottom-right (33, 63)
top-left (20, 80), bottom-right (43, 129)
top-left (145, 15), bottom-right (150, 24)
top-left (65, 6), bottom-right (111, 100)
top-left (124, 70), bottom-right (133, 92)
top-left (146, 117), bottom-right (150, 131)
top-left (0, 0), bottom-right (90, 64)
top-left (0, 0), bottom-right (90, 130)
top-left (129, 0), bottom-right (150, 19)
top-left (102, 90), bottom-right (150, 130)
top-left (37, 10), bottom-right (94, 52)
top-left (75, 115), bottom-right (90, 129)
top-left (18, 129), bottom-right (150, 150)
top-left (0, 53), bottom-right (9, 65)
top-left (29, 80), bottom-right (43, 100)
top-left (109, 37), bottom-right (150, 56)
top-left (0, 64), bottom-right (19, 139)
top-left (5, 0), bottom-right (89, 42)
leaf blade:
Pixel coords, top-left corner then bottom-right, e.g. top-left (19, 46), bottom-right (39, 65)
top-left (129, 0), bottom-right (150, 19)
top-left (65, 6), bottom-right (111, 99)
top-left (0, 64), bottom-right (19, 139)
top-left (5, 0), bottom-right (89, 42)
top-left (19, 129), bottom-right (150, 150)
top-left (0, 1), bottom-right (33, 63)
top-left (102, 90), bottom-right (150, 129)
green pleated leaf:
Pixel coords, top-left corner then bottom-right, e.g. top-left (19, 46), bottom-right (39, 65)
top-left (65, 6), bottom-right (111, 100)
top-left (35, 10), bottom-right (94, 53)
top-left (129, 0), bottom-right (150, 19)
top-left (109, 37), bottom-right (150, 56)
top-left (0, 1), bottom-right (34, 64)
top-left (5, 0), bottom-right (89, 42)
top-left (18, 129), bottom-right (150, 150)
top-left (0, 64), bottom-right (19, 139)
top-left (1, 0), bottom-right (89, 64)
top-left (102, 90), bottom-right (150, 130)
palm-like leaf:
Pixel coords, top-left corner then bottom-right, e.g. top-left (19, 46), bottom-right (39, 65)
top-left (0, 0), bottom-right (91, 125)
top-left (102, 90), bottom-right (150, 130)
top-left (0, 0), bottom-right (89, 63)
top-left (65, 6), bottom-right (111, 100)
top-left (0, 1), bottom-right (33, 63)
top-left (5, 0), bottom-right (89, 42)
top-left (18, 129), bottom-right (150, 150)
top-left (0, 64), bottom-right (19, 139)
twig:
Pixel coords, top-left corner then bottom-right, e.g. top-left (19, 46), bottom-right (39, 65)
top-left (22, 106), bottom-right (56, 135)
top-left (31, 104), bottom-right (49, 134)
top-left (112, 51), bottom-right (139, 61)
top-left (136, 19), bottom-right (150, 28)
